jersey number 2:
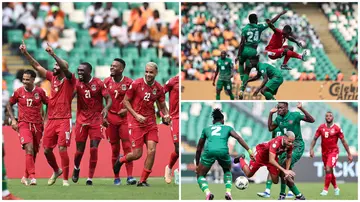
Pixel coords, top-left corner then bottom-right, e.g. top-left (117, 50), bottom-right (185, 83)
top-left (211, 126), bottom-right (221, 136)
top-left (85, 90), bottom-right (91, 99)
top-left (247, 31), bottom-right (259, 42)
top-left (143, 92), bottom-right (150, 101)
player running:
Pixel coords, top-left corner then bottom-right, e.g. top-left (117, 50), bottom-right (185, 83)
top-left (19, 41), bottom-right (75, 186)
top-left (236, 10), bottom-right (287, 99)
top-left (6, 69), bottom-right (48, 186)
top-left (164, 75), bottom-right (180, 184)
top-left (268, 102), bottom-right (314, 200)
top-left (113, 62), bottom-right (171, 187)
top-left (213, 51), bottom-right (235, 100)
top-left (103, 58), bottom-right (136, 185)
top-left (265, 19), bottom-right (307, 70)
top-left (195, 108), bottom-right (254, 200)
top-left (72, 62), bottom-right (112, 185)
top-left (309, 111), bottom-right (353, 196)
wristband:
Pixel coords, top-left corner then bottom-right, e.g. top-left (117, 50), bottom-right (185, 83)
top-left (247, 149), bottom-right (253, 155)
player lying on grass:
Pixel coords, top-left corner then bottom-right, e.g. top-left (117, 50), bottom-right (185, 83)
top-left (213, 51), bottom-right (235, 100)
top-left (195, 108), bottom-right (254, 200)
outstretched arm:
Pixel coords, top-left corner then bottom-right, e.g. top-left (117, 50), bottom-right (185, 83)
top-left (230, 130), bottom-right (254, 160)
top-left (265, 19), bottom-right (277, 32)
top-left (287, 35), bottom-right (302, 47)
top-left (19, 40), bottom-right (47, 78)
top-left (270, 10), bottom-right (287, 24)
top-left (45, 43), bottom-right (73, 80)
top-left (297, 102), bottom-right (315, 123)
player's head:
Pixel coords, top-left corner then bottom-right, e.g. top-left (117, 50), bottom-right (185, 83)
top-left (249, 13), bottom-right (258, 24)
top-left (325, 111), bottom-right (334, 124)
top-left (22, 69), bottom-right (36, 88)
top-left (78, 62), bottom-right (92, 82)
top-left (249, 56), bottom-right (259, 68)
top-left (277, 102), bottom-right (288, 116)
top-left (220, 51), bottom-right (226, 59)
top-left (114, 17), bottom-right (122, 26)
top-left (284, 131), bottom-right (295, 148)
top-left (144, 62), bottom-right (158, 84)
top-left (282, 25), bottom-right (292, 36)
top-left (143, 2), bottom-right (149, 9)
top-left (94, 2), bottom-right (102, 9)
top-left (110, 58), bottom-right (126, 77)
top-left (52, 61), bottom-right (68, 76)
top-left (212, 108), bottom-right (224, 124)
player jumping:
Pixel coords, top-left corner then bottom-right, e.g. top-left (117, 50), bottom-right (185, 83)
top-left (103, 58), bottom-right (137, 185)
top-left (164, 75), bottom-right (180, 184)
top-left (113, 62), bottom-right (171, 186)
top-left (309, 111), bottom-right (353, 196)
top-left (195, 108), bottom-right (254, 200)
top-left (213, 51), bottom-right (235, 100)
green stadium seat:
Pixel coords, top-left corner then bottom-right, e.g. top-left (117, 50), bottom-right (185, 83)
top-left (24, 38), bottom-right (38, 52)
top-left (7, 30), bottom-right (23, 44)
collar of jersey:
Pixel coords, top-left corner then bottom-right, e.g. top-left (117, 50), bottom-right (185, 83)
top-left (143, 77), bottom-right (155, 86)
top-left (24, 85), bottom-right (36, 92)
top-left (213, 122), bottom-right (222, 126)
top-left (112, 75), bottom-right (124, 83)
top-left (282, 111), bottom-right (290, 119)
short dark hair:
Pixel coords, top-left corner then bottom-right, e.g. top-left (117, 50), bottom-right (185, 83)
top-left (326, 111), bottom-right (333, 114)
top-left (212, 108), bottom-right (224, 121)
top-left (80, 62), bottom-right (92, 72)
top-left (249, 13), bottom-right (257, 23)
top-left (23, 69), bottom-right (36, 78)
top-left (114, 58), bottom-right (126, 68)
top-left (278, 102), bottom-right (288, 107)
top-left (283, 25), bottom-right (292, 33)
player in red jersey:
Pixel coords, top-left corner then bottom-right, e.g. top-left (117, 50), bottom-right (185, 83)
top-left (6, 69), bottom-right (48, 186)
top-left (72, 62), bottom-right (112, 186)
top-left (19, 41), bottom-right (75, 186)
top-left (113, 62), bottom-right (171, 187)
top-left (163, 75), bottom-right (179, 184)
top-left (310, 111), bottom-right (353, 196)
top-left (103, 58), bottom-right (136, 185)
top-left (264, 19), bottom-right (307, 70)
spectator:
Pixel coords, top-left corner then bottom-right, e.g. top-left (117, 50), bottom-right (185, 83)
top-left (40, 15), bottom-right (60, 49)
top-left (140, 3), bottom-right (153, 20)
top-left (2, 56), bottom-right (11, 77)
top-left (13, 69), bottom-right (24, 91)
top-left (110, 17), bottom-right (129, 47)
top-left (350, 72), bottom-right (358, 83)
top-left (39, 2), bottom-right (50, 12)
top-left (324, 74), bottom-right (331, 81)
top-left (23, 11), bottom-right (45, 39)
top-left (103, 2), bottom-right (119, 24)
top-left (336, 70), bottom-right (344, 81)
top-left (84, 2), bottom-right (104, 29)
top-left (47, 5), bottom-right (65, 31)
top-left (307, 71), bottom-right (316, 81)
top-left (159, 29), bottom-right (179, 58)
top-left (2, 3), bottom-right (15, 43)
top-left (147, 10), bottom-right (167, 45)
top-left (298, 71), bottom-right (308, 81)
top-left (89, 15), bottom-right (113, 53)
top-left (128, 7), bottom-right (147, 46)
top-left (171, 18), bottom-right (179, 37)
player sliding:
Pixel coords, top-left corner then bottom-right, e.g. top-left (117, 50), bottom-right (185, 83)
top-left (164, 75), bottom-right (180, 184)
top-left (103, 58), bottom-right (136, 185)
top-left (195, 108), bottom-right (254, 200)
top-left (265, 19), bottom-right (308, 70)
top-left (19, 41), bottom-right (75, 186)
top-left (113, 62), bottom-right (171, 187)
top-left (72, 62), bottom-right (112, 185)
top-left (309, 111), bottom-right (353, 196)
top-left (6, 70), bottom-right (48, 186)
top-left (213, 51), bottom-right (235, 100)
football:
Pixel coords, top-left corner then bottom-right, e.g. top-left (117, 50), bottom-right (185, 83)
top-left (235, 176), bottom-right (249, 190)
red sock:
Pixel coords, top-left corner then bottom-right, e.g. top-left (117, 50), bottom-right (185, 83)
top-left (74, 151), bottom-right (84, 169)
top-left (324, 173), bottom-right (332, 191)
top-left (45, 151), bottom-right (59, 172)
top-left (26, 154), bottom-right (35, 179)
top-left (140, 168), bottom-right (152, 182)
top-left (283, 50), bottom-right (302, 64)
top-left (111, 144), bottom-right (120, 178)
top-left (168, 151), bottom-right (179, 169)
top-left (122, 141), bottom-right (133, 177)
top-left (89, 147), bottom-right (98, 178)
top-left (120, 155), bottom-right (129, 164)
top-left (24, 167), bottom-right (29, 178)
top-left (331, 173), bottom-right (338, 189)
top-left (59, 150), bottom-right (70, 180)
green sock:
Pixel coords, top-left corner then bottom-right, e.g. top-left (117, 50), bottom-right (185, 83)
top-left (216, 94), bottom-right (220, 100)
top-left (263, 91), bottom-right (275, 100)
top-left (224, 171), bottom-right (232, 193)
top-left (229, 93), bottom-right (234, 100)
top-left (280, 182), bottom-right (287, 195)
top-left (289, 185), bottom-right (301, 196)
top-left (240, 74), bottom-right (249, 91)
top-left (265, 179), bottom-right (272, 190)
top-left (2, 158), bottom-right (8, 191)
top-left (197, 176), bottom-right (210, 194)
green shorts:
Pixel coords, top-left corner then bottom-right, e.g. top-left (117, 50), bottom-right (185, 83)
top-left (265, 76), bottom-right (283, 95)
top-left (216, 80), bottom-right (232, 91)
top-left (278, 145), bottom-right (304, 169)
top-left (200, 150), bottom-right (231, 169)
top-left (238, 46), bottom-right (257, 73)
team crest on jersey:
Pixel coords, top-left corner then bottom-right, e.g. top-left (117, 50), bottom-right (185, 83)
top-left (288, 120), bottom-right (293, 124)
top-left (152, 88), bottom-right (157, 95)
top-left (331, 129), bottom-right (335, 134)
top-left (173, 134), bottom-right (178, 141)
top-left (34, 93), bottom-right (39, 99)
top-left (91, 84), bottom-right (97, 91)
top-left (122, 84), bottom-right (127, 91)
top-left (55, 87), bottom-right (59, 92)
top-left (225, 62), bottom-right (228, 65)
top-left (131, 140), bottom-right (135, 147)
top-left (272, 143), bottom-right (277, 148)
top-left (21, 137), bottom-right (24, 143)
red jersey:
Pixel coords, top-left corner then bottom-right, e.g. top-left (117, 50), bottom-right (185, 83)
top-left (164, 75), bottom-right (179, 119)
top-left (104, 76), bottom-right (133, 124)
top-left (126, 78), bottom-right (165, 128)
top-left (315, 123), bottom-right (344, 154)
top-left (9, 86), bottom-right (48, 124)
top-left (257, 136), bottom-right (293, 162)
top-left (265, 28), bottom-right (286, 50)
top-left (75, 77), bottom-right (109, 125)
top-left (46, 71), bottom-right (76, 119)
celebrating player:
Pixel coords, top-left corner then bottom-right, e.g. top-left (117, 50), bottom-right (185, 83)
top-left (113, 62), bottom-right (170, 187)
top-left (236, 10), bottom-right (287, 99)
top-left (72, 62), bottom-right (112, 185)
top-left (265, 19), bottom-right (307, 70)
top-left (212, 51), bottom-right (234, 100)
top-left (195, 108), bottom-right (253, 200)
top-left (164, 75), bottom-right (179, 184)
top-left (19, 41), bottom-right (75, 186)
top-left (103, 58), bottom-right (136, 185)
top-left (309, 111), bottom-right (353, 196)
top-left (6, 69), bottom-right (48, 186)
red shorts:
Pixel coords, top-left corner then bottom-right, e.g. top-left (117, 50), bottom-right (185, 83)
top-left (74, 123), bottom-right (103, 142)
top-left (43, 119), bottom-right (72, 148)
top-left (129, 125), bottom-right (158, 149)
top-left (18, 122), bottom-right (43, 153)
top-left (171, 118), bottom-right (179, 143)
top-left (266, 45), bottom-right (288, 60)
top-left (322, 152), bottom-right (339, 168)
top-left (105, 123), bottom-right (130, 144)
top-left (249, 148), bottom-right (279, 176)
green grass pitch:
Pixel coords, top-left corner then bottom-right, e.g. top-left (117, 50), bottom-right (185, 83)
top-left (8, 178), bottom-right (179, 200)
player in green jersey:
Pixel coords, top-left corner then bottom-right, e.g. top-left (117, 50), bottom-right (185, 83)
top-left (195, 108), bottom-right (254, 200)
top-left (213, 51), bottom-right (235, 100)
top-left (268, 102), bottom-right (315, 200)
top-left (236, 10), bottom-right (287, 99)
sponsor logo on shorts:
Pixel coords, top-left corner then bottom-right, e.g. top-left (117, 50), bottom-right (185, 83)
top-left (91, 84), bottom-right (97, 91)
top-left (34, 93), bottom-right (39, 99)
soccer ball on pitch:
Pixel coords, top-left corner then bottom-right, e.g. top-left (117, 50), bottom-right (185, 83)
top-left (235, 176), bottom-right (249, 190)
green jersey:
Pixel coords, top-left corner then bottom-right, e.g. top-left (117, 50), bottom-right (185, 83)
top-left (241, 23), bottom-right (268, 46)
top-left (216, 58), bottom-right (233, 81)
top-left (275, 111), bottom-right (305, 147)
top-left (258, 62), bottom-right (282, 79)
top-left (272, 127), bottom-right (283, 138)
top-left (200, 122), bottom-right (233, 153)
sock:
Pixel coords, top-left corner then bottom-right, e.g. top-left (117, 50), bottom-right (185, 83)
top-left (45, 151), bottom-right (59, 172)
top-left (280, 182), bottom-right (286, 194)
top-left (120, 155), bottom-right (129, 164)
top-left (197, 176), bottom-right (210, 195)
top-left (331, 173), bottom-right (338, 189)
top-left (216, 94), bottom-right (220, 100)
top-left (111, 144), bottom-right (120, 178)
top-left (168, 151), bottom-right (179, 169)
top-left (324, 173), bottom-right (332, 191)
top-left (59, 150), bottom-right (69, 180)
top-left (289, 185), bottom-right (301, 196)
top-left (74, 151), bottom-right (84, 169)
top-left (122, 141), bottom-right (133, 177)
top-left (240, 74), bottom-right (249, 91)
top-left (89, 147), bottom-right (98, 179)
top-left (263, 91), bottom-right (275, 100)
top-left (283, 50), bottom-right (301, 65)
top-left (26, 154), bottom-right (35, 179)
top-left (229, 92), bottom-right (234, 100)
top-left (265, 179), bottom-right (272, 193)
top-left (24, 168), bottom-right (29, 178)
top-left (224, 171), bottom-right (232, 193)
top-left (140, 168), bottom-right (151, 182)
top-left (2, 190), bottom-right (10, 197)
top-left (2, 158), bottom-right (8, 192)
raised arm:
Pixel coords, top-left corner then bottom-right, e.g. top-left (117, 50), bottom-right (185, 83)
top-left (19, 40), bottom-right (47, 78)
top-left (45, 43), bottom-right (73, 80)
top-left (265, 19), bottom-right (277, 32)
top-left (268, 107), bottom-right (278, 131)
top-left (297, 102), bottom-right (315, 123)
top-left (270, 10), bottom-right (287, 24)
